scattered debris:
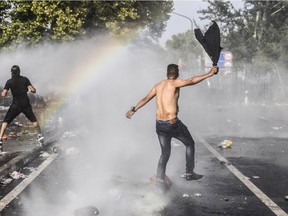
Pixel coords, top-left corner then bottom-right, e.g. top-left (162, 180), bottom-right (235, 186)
top-left (243, 176), bottom-right (251, 180)
top-left (8, 132), bottom-right (17, 139)
top-left (21, 130), bottom-right (29, 134)
top-left (218, 140), bottom-right (233, 149)
top-left (285, 196), bottom-right (288, 201)
top-left (74, 205), bottom-right (99, 216)
top-left (194, 193), bottom-right (202, 197)
top-left (182, 194), bottom-right (189, 198)
top-left (220, 160), bottom-right (230, 165)
top-left (224, 197), bottom-right (229, 201)
top-left (12, 122), bottom-right (23, 127)
top-left (10, 171), bottom-right (26, 179)
top-left (0, 151), bottom-right (8, 156)
top-left (252, 176), bottom-right (260, 179)
top-left (23, 167), bottom-right (36, 172)
top-left (39, 152), bottom-right (51, 158)
top-left (1, 178), bottom-right (13, 186)
top-left (0, 106), bottom-right (9, 111)
top-left (272, 126), bottom-right (282, 130)
top-left (62, 131), bottom-right (77, 138)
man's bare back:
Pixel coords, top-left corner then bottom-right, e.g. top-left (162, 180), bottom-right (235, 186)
top-left (155, 79), bottom-right (179, 121)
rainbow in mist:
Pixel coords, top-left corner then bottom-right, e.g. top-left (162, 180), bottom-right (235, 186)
top-left (40, 39), bottom-right (125, 127)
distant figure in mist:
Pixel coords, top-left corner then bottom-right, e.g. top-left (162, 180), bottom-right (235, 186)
top-left (126, 64), bottom-right (218, 184)
top-left (0, 65), bottom-right (44, 151)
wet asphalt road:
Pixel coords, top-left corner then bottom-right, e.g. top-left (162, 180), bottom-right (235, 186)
top-left (0, 104), bottom-right (287, 216)
top-left (0, 135), bottom-right (287, 216)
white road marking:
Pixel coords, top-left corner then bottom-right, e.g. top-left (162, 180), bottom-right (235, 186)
top-left (0, 153), bottom-right (58, 212)
top-left (196, 135), bottom-right (288, 216)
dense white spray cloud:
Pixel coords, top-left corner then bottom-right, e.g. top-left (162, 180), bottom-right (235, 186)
top-left (0, 33), bottom-right (286, 215)
top-left (0, 37), bottom-right (178, 215)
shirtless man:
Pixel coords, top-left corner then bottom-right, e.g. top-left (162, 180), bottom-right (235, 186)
top-left (126, 64), bottom-right (218, 182)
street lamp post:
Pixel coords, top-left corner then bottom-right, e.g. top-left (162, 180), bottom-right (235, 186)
top-left (172, 12), bottom-right (193, 34)
top-left (172, 12), bottom-right (194, 70)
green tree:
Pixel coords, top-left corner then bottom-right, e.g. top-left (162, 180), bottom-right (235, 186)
top-left (0, 1), bottom-right (173, 50)
top-left (165, 30), bottom-right (202, 70)
top-left (198, 0), bottom-right (288, 69)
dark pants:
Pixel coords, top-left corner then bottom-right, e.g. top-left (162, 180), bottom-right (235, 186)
top-left (156, 118), bottom-right (195, 180)
top-left (4, 102), bottom-right (37, 124)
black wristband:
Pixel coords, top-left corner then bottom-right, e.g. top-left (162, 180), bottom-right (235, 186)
top-left (131, 106), bottom-right (136, 112)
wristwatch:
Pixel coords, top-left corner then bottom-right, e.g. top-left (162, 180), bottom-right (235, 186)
top-left (131, 106), bottom-right (137, 112)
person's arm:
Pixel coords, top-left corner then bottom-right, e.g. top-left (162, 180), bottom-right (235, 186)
top-left (126, 86), bottom-right (156, 119)
top-left (1, 89), bottom-right (8, 97)
top-left (28, 85), bottom-right (36, 93)
top-left (2, 80), bottom-right (10, 97)
top-left (174, 66), bottom-right (218, 88)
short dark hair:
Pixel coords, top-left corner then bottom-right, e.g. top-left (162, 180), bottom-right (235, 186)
top-left (11, 65), bottom-right (20, 77)
top-left (167, 64), bottom-right (179, 79)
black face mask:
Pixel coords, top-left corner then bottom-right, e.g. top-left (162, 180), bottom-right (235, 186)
top-left (11, 72), bottom-right (20, 78)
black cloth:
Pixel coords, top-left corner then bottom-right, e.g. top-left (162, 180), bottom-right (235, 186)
top-left (4, 76), bottom-right (32, 106)
top-left (194, 21), bottom-right (223, 66)
top-left (3, 103), bottom-right (37, 124)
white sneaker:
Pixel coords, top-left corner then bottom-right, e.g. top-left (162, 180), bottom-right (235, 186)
top-left (37, 134), bottom-right (44, 142)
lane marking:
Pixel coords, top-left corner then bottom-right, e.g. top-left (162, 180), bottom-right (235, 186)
top-left (0, 153), bottom-right (58, 212)
top-left (258, 116), bottom-right (288, 128)
top-left (196, 135), bottom-right (288, 216)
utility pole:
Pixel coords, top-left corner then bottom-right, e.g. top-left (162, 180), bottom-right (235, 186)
top-left (172, 12), bottom-right (194, 70)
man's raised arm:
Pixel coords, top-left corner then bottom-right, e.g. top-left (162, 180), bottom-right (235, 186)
top-left (174, 66), bottom-right (218, 88)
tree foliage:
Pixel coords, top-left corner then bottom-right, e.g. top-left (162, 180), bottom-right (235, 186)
top-left (0, 0), bottom-right (173, 50)
top-left (198, 0), bottom-right (288, 69)
top-left (165, 30), bottom-right (203, 70)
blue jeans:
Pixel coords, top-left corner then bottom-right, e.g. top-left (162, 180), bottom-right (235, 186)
top-left (156, 118), bottom-right (195, 179)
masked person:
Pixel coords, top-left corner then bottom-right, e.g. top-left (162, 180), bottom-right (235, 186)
top-left (0, 65), bottom-right (44, 151)
top-left (126, 64), bottom-right (218, 184)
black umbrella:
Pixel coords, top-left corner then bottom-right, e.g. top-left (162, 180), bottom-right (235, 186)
top-left (194, 21), bottom-right (223, 73)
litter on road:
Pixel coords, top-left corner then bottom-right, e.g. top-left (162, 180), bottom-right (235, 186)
top-left (10, 171), bottom-right (26, 179)
top-left (194, 193), bottom-right (202, 197)
top-left (218, 140), bottom-right (233, 149)
top-left (0, 177), bottom-right (13, 186)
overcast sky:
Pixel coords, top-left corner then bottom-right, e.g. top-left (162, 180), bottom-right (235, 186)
top-left (160, 0), bottom-right (244, 46)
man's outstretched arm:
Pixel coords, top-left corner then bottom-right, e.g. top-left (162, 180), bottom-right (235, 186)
top-left (126, 86), bottom-right (156, 119)
top-left (174, 66), bottom-right (218, 88)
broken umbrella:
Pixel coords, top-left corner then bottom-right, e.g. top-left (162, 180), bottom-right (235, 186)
top-left (194, 21), bottom-right (223, 74)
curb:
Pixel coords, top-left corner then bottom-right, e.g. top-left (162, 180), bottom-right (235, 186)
top-left (0, 140), bottom-right (56, 180)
